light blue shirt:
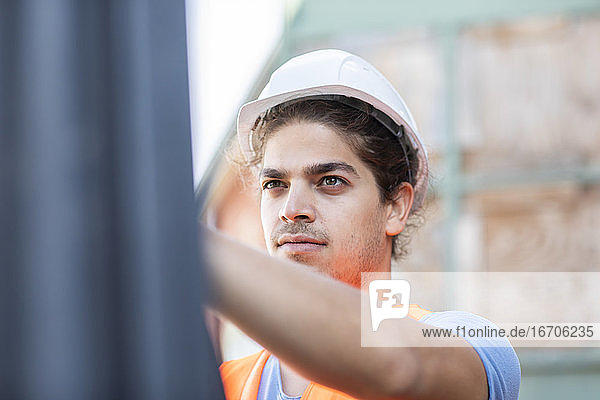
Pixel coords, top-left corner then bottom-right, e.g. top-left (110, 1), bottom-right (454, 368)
top-left (257, 311), bottom-right (521, 400)
top-left (420, 311), bottom-right (521, 400)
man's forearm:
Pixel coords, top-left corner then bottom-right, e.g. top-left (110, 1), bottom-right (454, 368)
top-left (203, 227), bottom-right (487, 399)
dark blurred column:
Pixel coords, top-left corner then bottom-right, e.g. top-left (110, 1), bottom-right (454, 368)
top-left (0, 1), bottom-right (224, 399)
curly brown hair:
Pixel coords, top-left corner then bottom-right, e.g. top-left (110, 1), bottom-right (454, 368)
top-left (232, 98), bottom-right (427, 260)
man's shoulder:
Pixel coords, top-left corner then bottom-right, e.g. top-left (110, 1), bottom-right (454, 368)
top-left (418, 309), bottom-right (522, 400)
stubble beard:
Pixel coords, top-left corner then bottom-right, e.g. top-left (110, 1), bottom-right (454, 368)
top-left (330, 227), bottom-right (388, 288)
top-left (268, 219), bottom-right (388, 288)
top-left (269, 220), bottom-right (333, 273)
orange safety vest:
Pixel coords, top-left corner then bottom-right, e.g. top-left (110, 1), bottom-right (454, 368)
top-left (219, 305), bottom-right (432, 400)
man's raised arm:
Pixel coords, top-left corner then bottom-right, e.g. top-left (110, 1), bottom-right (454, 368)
top-left (204, 227), bottom-right (488, 400)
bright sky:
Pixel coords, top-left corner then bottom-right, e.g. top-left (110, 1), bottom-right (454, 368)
top-left (186, 0), bottom-right (285, 186)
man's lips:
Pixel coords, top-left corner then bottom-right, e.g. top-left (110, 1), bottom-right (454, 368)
top-left (277, 234), bottom-right (326, 247)
top-left (276, 235), bottom-right (326, 253)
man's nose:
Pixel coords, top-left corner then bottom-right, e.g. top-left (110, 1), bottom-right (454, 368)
top-left (279, 184), bottom-right (315, 223)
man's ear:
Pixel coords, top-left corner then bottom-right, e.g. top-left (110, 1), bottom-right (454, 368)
top-left (385, 183), bottom-right (414, 237)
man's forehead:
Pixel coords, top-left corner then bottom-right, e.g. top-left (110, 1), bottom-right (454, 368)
top-left (259, 121), bottom-right (367, 178)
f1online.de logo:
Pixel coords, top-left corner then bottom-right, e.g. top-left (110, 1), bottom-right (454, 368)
top-left (368, 280), bottom-right (411, 331)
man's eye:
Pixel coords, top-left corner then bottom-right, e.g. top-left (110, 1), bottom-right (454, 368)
top-left (321, 176), bottom-right (345, 186)
top-left (262, 180), bottom-right (284, 190)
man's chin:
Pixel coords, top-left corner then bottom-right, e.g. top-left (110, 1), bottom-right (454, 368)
top-left (287, 252), bottom-right (319, 265)
top-left (274, 251), bottom-right (361, 288)
top-left (275, 250), bottom-right (330, 272)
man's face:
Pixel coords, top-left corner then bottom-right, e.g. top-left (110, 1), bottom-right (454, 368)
top-left (259, 121), bottom-right (394, 287)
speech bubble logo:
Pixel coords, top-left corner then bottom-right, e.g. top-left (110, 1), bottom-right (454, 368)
top-left (369, 279), bottom-right (411, 331)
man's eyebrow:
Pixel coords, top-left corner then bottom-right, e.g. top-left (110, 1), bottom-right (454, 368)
top-left (304, 162), bottom-right (359, 177)
top-left (260, 167), bottom-right (288, 179)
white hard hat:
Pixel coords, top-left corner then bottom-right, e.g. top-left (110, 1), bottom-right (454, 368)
top-left (237, 49), bottom-right (429, 210)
